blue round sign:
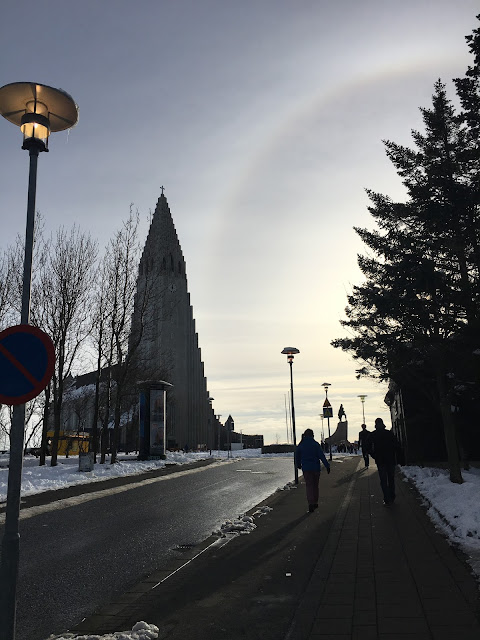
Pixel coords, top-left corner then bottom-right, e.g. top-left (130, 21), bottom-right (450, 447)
top-left (0, 324), bottom-right (55, 405)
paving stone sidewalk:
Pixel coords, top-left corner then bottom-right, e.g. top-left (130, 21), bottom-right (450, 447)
top-left (287, 461), bottom-right (480, 640)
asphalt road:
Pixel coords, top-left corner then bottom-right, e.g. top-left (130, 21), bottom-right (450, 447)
top-left (71, 454), bottom-right (360, 640)
top-left (3, 456), bottom-right (296, 640)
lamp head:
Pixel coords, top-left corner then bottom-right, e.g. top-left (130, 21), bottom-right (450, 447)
top-left (281, 347), bottom-right (299, 364)
top-left (0, 82), bottom-right (78, 153)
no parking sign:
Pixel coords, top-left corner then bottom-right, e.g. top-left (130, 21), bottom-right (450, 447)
top-left (0, 324), bottom-right (55, 405)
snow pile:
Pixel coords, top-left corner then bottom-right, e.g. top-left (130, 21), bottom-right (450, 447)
top-left (212, 506), bottom-right (274, 537)
top-left (48, 620), bottom-right (159, 640)
top-left (251, 505), bottom-right (273, 518)
top-left (214, 514), bottom-right (256, 536)
top-left (401, 465), bottom-right (480, 576)
top-left (276, 481), bottom-right (297, 492)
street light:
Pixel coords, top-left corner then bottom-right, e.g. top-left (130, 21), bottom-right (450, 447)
top-left (322, 382), bottom-right (333, 461)
top-left (215, 414), bottom-right (222, 453)
top-left (281, 347), bottom-right (300, 484)
top-left (319, 413), bottom-right (325, 444)
top-left (358, 394), bottom-right (368, 425)
top-left (0, 82), bottom-right (78, 640)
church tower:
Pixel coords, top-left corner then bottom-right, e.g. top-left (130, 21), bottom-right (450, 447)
top-left (132, 192), bottom-right (216, 449)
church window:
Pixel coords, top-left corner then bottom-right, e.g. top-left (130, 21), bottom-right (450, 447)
top-left (162, 257), bottom-right (166, 270)
top-left (178, 261), bottom-right (182, 274)
top-left (170, 254), bottom-right (174, 271)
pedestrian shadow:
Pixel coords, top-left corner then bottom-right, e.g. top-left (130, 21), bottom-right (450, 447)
top-left (333, 471), bottom-right (357, 487)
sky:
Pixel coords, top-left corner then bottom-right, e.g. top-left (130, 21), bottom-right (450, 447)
top-left (1, 1), bottom-right (479, 445)
top-left (1, 450), bottom-right (479, 640)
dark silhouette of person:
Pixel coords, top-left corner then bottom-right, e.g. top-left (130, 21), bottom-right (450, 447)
top-left (358, 423), bottom-right (371, 468)
top-left (367, 418), bottom-right (403, 506)
top-left (295, 428), bottom-right (330, 512)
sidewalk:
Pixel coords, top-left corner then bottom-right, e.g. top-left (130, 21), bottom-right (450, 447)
top-left (70, 458), bottom-right (480, 640)
top-left (288, 461), bottom-right (480, 640)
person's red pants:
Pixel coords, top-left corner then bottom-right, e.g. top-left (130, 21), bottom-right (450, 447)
top-left (302, 470), bottom-right (320, 505)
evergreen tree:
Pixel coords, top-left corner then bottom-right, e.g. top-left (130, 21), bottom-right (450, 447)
top-left (332, 78), bottom-right (479, 484)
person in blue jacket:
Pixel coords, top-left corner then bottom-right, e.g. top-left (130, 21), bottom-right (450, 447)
top-left (295, 428), bottom-right (331, 512)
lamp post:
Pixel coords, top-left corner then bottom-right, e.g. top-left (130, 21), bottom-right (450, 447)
top-left (215, 414), bottom-right (222, 453)
top-left (358, 394), bottom-right (367, 425)
top-left (322, 382), bottom-right (333, 461)
top-left (0, 82), bottom-right (78, 640)
top-left (319, 414), bottom-right (325, 444)
top-left (281, 347), bottom-right (300, 484)
top-left (207, 397), bottom-right (214, 452)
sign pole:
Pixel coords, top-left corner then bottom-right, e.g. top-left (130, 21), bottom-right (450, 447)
top-left (322, 387), bottom-right (333, 462)
top-left (0, 147), bottom-right (39, 640)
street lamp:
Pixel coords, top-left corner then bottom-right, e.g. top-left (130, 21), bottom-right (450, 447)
top-left (0, 82), bottom-right (78, 640)
top-left (207, 397), bottom-right (214, 452)
top-left (215, 414), bottom-right (222, 453)
top-left (358, 394), bottom-right (368, 425)
top-left (319, 413), bottom-right (325, 444)
top-left (322, 382), bottom-right (333, 461)
top-left (281, 347), bottom-right (299, 484)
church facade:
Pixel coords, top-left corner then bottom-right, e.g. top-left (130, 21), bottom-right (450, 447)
top-left (131, 192), bottom-right (220, 450)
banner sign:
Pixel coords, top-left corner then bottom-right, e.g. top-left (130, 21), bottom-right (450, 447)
top-left (150, 388), bottom-right (166, 456)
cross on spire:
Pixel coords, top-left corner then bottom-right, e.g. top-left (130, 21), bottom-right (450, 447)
top-left (160, 185), bottom-right (165, 195)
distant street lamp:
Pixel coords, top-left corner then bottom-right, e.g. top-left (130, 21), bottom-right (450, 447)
top-left (281, 347), bottom-right (300, 484)
top-left (207, 397), bottom-right (214, 452)
top-left (215, 414), bottom-right (222, 453)
top-left (358, 394), bottom-right (368, 424)
top-left (0, 82), bottom-right (78, 640)
top-left (319, 414), bottom-right (325, 444)
top-left (322, 382), bottom-right (333, 461)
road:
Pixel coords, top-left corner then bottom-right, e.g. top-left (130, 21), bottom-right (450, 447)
top-left (3, 456), bottom-right (296, 640)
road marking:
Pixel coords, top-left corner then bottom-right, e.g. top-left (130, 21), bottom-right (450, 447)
top-left (0, 461), bottom-right (230, 524)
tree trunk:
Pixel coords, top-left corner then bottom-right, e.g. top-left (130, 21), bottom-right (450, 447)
top-left (100, 409), bottom-right (109, 464)
top-left (436, 372), bottom-right (463, 484)
top-left (50, 375), bottom-right (62, 467)
top-left (39, 385), bottom-right (51, 466)
top-left (91, 365), bottom-right (101, 463)
top-left (111, 400), bottom-right (121, 464)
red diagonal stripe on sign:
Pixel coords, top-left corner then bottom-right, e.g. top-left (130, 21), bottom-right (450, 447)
top-left (0, 342), bottom-right (40, 387)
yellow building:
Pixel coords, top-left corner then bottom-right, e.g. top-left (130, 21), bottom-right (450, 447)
top-left (46, 431), bottom-right (89, 456)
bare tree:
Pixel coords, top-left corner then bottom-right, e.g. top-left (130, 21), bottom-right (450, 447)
top-left (90, 208), bottom-right (161, 464)
top-left (83, 254), bottom-right (113, 463)
top-left (96, 209), bottom-right (141, 463)
top-left (0, 246), bottom-right (17, 331)
top-left (34, 225), bottom-right (97, 466)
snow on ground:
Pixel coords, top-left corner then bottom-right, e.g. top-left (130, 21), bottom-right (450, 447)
top-left (401, 465), bottom-right (480, 577)
top-left (0, 449), bottom-right (271, 503)
top-left (1, 450), bottom-right (479, 639)
top-left (46, 620), bottom-right (159, 640)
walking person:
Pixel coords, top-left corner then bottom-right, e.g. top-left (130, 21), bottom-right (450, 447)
top-left (295, 429), bottom-right (330, 513)
top-left (358, 423), bottom-right (371, 468)
top-left (367, 418), bottom-right (403, 506)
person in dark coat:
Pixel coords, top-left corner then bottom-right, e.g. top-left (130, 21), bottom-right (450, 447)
top-left (367, 418), bottom-right (403, 506)
top-left (358, 424), bottom-right (371, 468)
top-left (295, 428), bottom-right (330, 512)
